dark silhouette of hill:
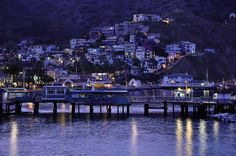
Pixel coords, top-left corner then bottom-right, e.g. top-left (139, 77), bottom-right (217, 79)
top-left (0, 0), bottom-right (236, 80)
top-left (0, 0), bottom-right (235, 43)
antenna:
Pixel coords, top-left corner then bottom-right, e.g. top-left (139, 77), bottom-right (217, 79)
top-left (23, 68), bottom-right (25, 88)
top-left (206, 69), bottom-right (208, 82)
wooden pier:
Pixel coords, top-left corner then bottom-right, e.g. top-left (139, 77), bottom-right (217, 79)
top-left (1, 87), bottom-right (235, 118)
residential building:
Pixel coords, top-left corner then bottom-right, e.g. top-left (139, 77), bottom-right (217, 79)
top-left (147, 33), bottom-right (160, 44)
top-left (135, 46), bottom-right (145, 61)
top-left (230, 12), bottom-right (236, 19)
top-left (101, 26), bottom-right (115, 36)
top-left (112, 45), bottom-right (125, 52)
top-left (129, 79), bottom-right (142, 87)
top-left (155, 56), bottom-right (167, 69)
top-left (165, 44), bottom-right (181, 62)
top-left (115, 21), bottom-right (136, 36)
top-left (129, 35), bottom-right (136, 43)
top-left (161, 73), bottom-right (193, 86)
top-left (70, 39), bottom-right (86, 49)
top-left (124, 43), bottom-right (136, 59)
top-left (180, 41), bottom-right (196, 54)
top-left (143, 60), bottom-right (157, 74)
top-left (133, 14), bottom-right (162, 22)
top-left (204, 48), bottom-right (216, 53)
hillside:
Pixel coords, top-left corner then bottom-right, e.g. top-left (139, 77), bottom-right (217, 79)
top-left (0, 0), bottom-right (235, 43)
top-left (0, 0), bottom-right (236, 80)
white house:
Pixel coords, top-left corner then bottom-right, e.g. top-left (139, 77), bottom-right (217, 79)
top-left (87, 48), bottom-right (101, 55)
top-left (143, 60), bottom-right (157, 74)
top-left (180, 41), bottom-right (196, 54)
top-left (129, 79), bottom-right (142, 87)
top-left (124, 43), bottom-right (136, 59)
top-left (165, 43), bottom-right (181, 62)
top-left (115, 21), bottom-right (136, 36)
top-left (133, 14), bottom-right (161, 22)
top-left (112, 45), bottom-right (125, 52)
top-left (161, 73), bottom-right (193, 87)
top-left (46, 44), bottom-right (58, 52)
top-left (70, 38), bottom-right (86, 49)
top-left (230, 12), bottom-right (236, 19)
top-left (28, 45), bottom-right (45, 55)
top-left (147, 33), bottom-right (160, 44)
top-left (129, 35), bottom-right (136, 43)
top-left (57, 74), bottom-right (88, 88)
top-left (101, 26), bottom-right (115, 36)
top-left (213, 93), bottom-right (232, 100)
top-left (155, 56), bottom-right (167, 69)
top-left (135, 46), bottom-right (146, 61)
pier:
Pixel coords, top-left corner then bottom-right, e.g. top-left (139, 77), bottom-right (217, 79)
top-left (0, 87), bottom-right (235, 118)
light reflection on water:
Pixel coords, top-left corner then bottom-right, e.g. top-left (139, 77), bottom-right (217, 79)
top-left (10, 121), bottom-right (18, 156)
top-left (213, 121), bottom-right (219, 142)
top-left (199, 120), bottom-right (207, 156)
top-left (176, 119), bottom-right (183, 156)
top-left (186, 119), bottom-right (193, 156)
top-left (0, 110), bottom-right (235, 155)
top-left (131, 118), bottom-right (138, 156)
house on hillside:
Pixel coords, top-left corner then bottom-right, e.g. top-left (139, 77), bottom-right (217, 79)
top-left (230, 12), bottom-right (236, 19)
top-left (155, 56), bottom-right (167, 69)
top-left (135, 46), bottom-right (145, 61)
top-left (115, 21), bottom-right (136, 36)
top-left (180, 41), bottom-right (196, 54)
top-left (124, 43), bottom-right (136, 59)
top-left (70, 39), bottom-right (86, 49)
top-left (133, 14), bottom-right (161, 22)
top-left (129, 79), bottom-right (142, 87)
top-left (166, 44), bottom-right (181, 62)
top-left (101, 26), bottom-right (115, 36)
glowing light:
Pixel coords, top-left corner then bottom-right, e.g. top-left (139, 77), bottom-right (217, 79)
top-left (213, 121), bottom-right (219, 142)
top-left (176, 119), bottom-right (183, 156)
top-left (10, 121), bottom-right (18, 156)
top-left (199, 120), bottom-right (207, 156)
top-left (131, 119), bottom-right (138, 156)
top-left (186, 119), bottom-right (193, 156)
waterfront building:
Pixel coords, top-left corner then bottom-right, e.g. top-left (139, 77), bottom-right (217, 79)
top-left (161, 73), bottom-right (193, 87)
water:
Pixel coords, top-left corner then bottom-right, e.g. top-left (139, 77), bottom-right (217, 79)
top-left (0, 104), bottom-right (236, 156)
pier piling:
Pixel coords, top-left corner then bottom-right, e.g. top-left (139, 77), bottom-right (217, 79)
top-left (71, 103), bottom-right (75, 116)
top-left (122, 105), bottom-right (124, 115)
top-left (53, 102), bottom-right (57, 115)
top-left (78, 105), bottom-right (80, 115)
top-left (127, 105), bottom-right (130, 116)
top-left (34, 102), bottom-right (39, 115)
top-left (164, 101), bottom-right (167, 117)
top-left (144, 104), bottom-right (149, 116)
top-left (117, 105), bottom-right (119, 114)
top-left (15, 102), bottom-right (22, 114)
top-left (99, 105), bottom-right (102, 114)
top-left (89, 105), bottom-right (94, 115)
top-left (0, 103), bottom-right (3, 115)
top-left (172, 104), bottom-right (175, 116)
top-left (185, 105), bottom-right (188, 117)
top-left (181, 105), bottom-right (185, 117)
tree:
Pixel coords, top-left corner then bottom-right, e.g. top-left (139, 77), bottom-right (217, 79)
top-left (3, 58), bottom-right (23, 85)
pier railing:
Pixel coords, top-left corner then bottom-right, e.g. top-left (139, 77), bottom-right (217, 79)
top-left (128, 96), bottom-right (228, 105)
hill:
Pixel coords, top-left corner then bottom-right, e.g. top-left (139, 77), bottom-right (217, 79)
top-left (0, 0), bottom-right (235, 43)
top-left (0, 0), bottom-right (236, 80)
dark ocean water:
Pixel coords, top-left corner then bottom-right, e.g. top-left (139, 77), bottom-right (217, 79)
top-left (0, 103), bottom-right (236, 156)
